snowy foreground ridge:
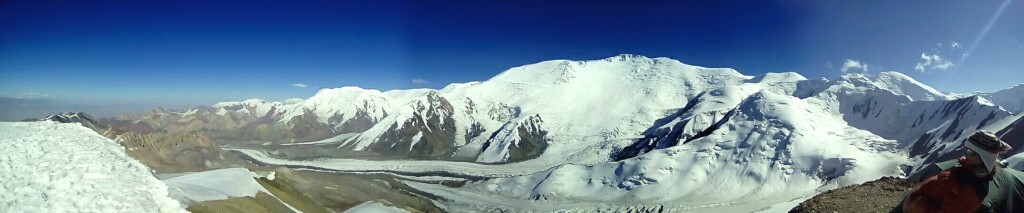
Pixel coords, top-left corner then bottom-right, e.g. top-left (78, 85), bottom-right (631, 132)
top-left (0, 122), bottom-right (185, 212)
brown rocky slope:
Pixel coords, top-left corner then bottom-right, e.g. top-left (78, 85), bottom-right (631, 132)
top-left (789, 176), bottom-right (913, 213)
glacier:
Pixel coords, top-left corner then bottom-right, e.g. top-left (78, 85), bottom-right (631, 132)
top-left (98, 54), bottom-right (1024, 212)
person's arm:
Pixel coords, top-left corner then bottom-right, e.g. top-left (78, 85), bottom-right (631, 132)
top-left (903, 173), bottom-right (943, 213)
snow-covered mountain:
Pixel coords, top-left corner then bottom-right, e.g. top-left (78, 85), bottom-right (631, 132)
top-left (102, 54), bottom-right (1022, 211)
top-left (106, 55), bottom-right (1020, 166)
top-left (979, 83), bottom-right (1024, 114)
top-left (460, 91), bottom-right (905, 208)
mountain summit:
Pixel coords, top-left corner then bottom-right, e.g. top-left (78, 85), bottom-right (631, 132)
top-left (100, 55), bottom-right (1023, 211)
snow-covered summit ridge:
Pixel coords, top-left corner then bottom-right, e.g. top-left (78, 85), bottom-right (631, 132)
top-left (980, 83), bottom-right (1024, 114)
top-left (205, 55), bottom-right (955, 111)
top-left (208, 55), bottom-right (973, 115)
top-left (822, 72), bottom-right (953, 102)
top-left (486, 54), bottom-right (741, 86)
top-left (872, 71), bottom-right (952, 101)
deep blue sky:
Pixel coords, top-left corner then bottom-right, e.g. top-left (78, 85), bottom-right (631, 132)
top-left (1, 0), bottom-right (1022, 120)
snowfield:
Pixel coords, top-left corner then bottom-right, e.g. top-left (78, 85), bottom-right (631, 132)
top-left (0, 121), bottom-right (185, 212)
top-left (343, 201), bottom-right (409, 213)
top-left (447, 91), bottom-right (909, 211)
top-left (162, 167), bottom-right (303, 212)
top-left (163, 168), bottom-right (274, 202)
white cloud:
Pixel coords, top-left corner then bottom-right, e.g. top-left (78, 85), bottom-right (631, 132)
top-left (915, 53), bottom-right (954, 72)
top-left (840, 59), bottom-right (869, 73)
top-left (951, 41), bottom-right (961, 49)
top-left (411, 79), bottom-right (429, 84)
top-left (291, 83), bottom-right (308, 88)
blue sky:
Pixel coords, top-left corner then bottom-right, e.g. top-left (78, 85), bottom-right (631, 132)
top-left (1, 0), bottom-right (1022, 120)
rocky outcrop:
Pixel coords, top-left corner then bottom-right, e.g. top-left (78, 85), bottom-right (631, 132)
top-left (790, 176), bottom-right (912, 213)
top-left (35, 112), bottom-right (103, 132)
top-left (477, 114), bottom-right (547, 163)
top-left (117, 132), bottom-right (245, 173)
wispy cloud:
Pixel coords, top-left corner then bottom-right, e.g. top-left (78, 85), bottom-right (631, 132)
top-left (915, 41), bottom-right (961, 73)
top-left (914, 53), bottom-right (954, 73)
top-left (840, 59), bottom-right (869, 73)
top-left (0, 92), bottom-right (53, 99)
top-left (291, 83), bottom-right (308, 88)
top-left (411, 79), bottom-right (429, 84)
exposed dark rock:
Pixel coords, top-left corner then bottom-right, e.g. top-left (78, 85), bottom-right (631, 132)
top-left (36, 112), bottom-right (102, 131)
top-left (615, 92), bottom-right (737, 161)
top-left (615, 93), bottom-right (706, 161)
top-left (506, 115), bottom-right (547, 162)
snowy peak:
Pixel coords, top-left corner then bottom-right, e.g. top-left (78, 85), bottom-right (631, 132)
top-left (747, 72), bottom-right (808, 83)
top-left (338, 90), bottom-right (459, 158)
top-left (296, 86), bottom-right (391, 128)
top-left (487, 54), bottom-right (742, 87)
top-left (746, 72), bottom-right (809, 97)
top-left (411, 91), bottom-right (453, 119)
top-left (872, 72), bottom-right (952, 101)
top-left (212, 98), bottom-right (269, 109)
top-left (103, 54), bottom-right (1023, 172)
top-left (980, 83), bottom-right (1024, 114)
top-left (904, 95), bottom-right (1012, 157)
top-left (829, 72), bottom-right (952, 102)
top-left (304, 86), bottom-right (387, 111)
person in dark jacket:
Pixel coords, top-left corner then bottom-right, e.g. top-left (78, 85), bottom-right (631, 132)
top-left (900, 131), bottom-right (1024, 213)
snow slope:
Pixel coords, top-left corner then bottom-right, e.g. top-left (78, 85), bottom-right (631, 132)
top-left (452, 90), bottom-right (907, 211)
top-left (163, 168), bottom-right (275, 203)
top-left (980, 83), bottom-right (1024, 114)
top-left (0, 121), bottom-right (185, 212)
top-left (343, 201), bottom-right (409, 213)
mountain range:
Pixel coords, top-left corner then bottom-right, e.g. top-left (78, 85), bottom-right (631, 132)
top-left (98, 54), bottom-right (1024, 211)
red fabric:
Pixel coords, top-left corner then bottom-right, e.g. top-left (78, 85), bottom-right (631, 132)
top-left (903, 168), bottom-right (984, 213)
